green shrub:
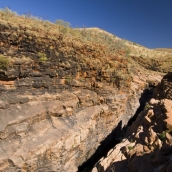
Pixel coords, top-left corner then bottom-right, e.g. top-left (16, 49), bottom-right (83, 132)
top-left (0, 55), bottom-right (10, 69)
top-left (55, 19), bottom-right (71, 28)
top-left (0, 7), bottom-right (17, 20)
top-left (128, 145), bottom-right (134, 151)
top-left (65, 76), bottom-right (72, 84)
top-left (158, 130), bottom-right (168, 141)
top-left (144, 103), bottom-right (150, 110)
top-left (38, 52), bottom-right (48, 62)
top-left (126, 49), bottom-right (130, 56)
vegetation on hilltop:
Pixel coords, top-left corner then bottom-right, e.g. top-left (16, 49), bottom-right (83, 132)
top-left (0, 7), bottom-right (132, 52)
top-left (0, 7), bottom-right (171, 89)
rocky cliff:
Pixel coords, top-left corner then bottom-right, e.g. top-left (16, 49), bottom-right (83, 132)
top-left (92, 72), bottom-right (172, 172)
top-left (0, 9), bottom-right (170, 172)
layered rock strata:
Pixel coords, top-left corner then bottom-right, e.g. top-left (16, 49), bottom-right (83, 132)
top-left (0, 17), bottom-right (163, 171)
top-left (0, 80), bottom-right (147, 172)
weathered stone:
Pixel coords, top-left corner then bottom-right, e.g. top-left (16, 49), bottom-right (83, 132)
top-left (0, 14), bottom-right (170, 172)
top-left (92, 73), bottom-right (172, 172)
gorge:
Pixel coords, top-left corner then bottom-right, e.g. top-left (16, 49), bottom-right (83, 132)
top-left (0, 10), bottom-right (171, 172)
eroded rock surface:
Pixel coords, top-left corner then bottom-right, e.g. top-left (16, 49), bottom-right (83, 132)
top-left (0, 13), bottom-right (165, 172)
top-left (0, 80), bottom-right (147, 172)
top-left (93, 72), bottom-right (172, 172)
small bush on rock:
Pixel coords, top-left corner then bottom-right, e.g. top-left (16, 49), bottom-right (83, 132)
top-left (0, 55), bottom-right (10, 69)
top-left (38, 52), bottom-right (48, 62)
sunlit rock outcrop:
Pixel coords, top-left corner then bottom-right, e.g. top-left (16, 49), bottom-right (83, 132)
top-left (93, 72), bottom-right (172, 172)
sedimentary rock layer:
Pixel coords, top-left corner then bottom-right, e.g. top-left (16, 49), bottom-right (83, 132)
top-left (0, 16), bottom-right (164, 171)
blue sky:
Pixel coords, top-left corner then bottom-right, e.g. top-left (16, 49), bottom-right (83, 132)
top-left (0, 0), bottom-right (171, 48)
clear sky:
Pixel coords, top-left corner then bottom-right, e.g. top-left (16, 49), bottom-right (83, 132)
top-left (0, 0), bottom-right (171, 48)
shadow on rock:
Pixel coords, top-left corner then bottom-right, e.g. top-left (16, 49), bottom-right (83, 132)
top-left (105, 145), bottom-right (172, 172)
top-left (78, 121), bottom-right (123, 172)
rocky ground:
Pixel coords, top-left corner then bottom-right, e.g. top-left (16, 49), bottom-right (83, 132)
top-left (92, 72), bottom-right (172, 172)
top-left (0, 9), bottom-right (171, 172)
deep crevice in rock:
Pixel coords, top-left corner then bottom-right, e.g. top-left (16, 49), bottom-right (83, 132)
top-left (126, 87), bottom-right (154, 127)
top-left (77, 87), bottom-right (154, 172)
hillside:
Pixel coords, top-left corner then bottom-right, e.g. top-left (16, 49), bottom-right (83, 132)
top-left (0, 8), bottom-right (171, 172)
top-left (82, 27), bottom-right (172, 73)
top-left (155, 48), bottom-right (172, 53)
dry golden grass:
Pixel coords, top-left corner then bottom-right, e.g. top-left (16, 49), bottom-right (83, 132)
top-left (0, 7), bottom-right (171, 79)
top-left (155, 48), bottom-right (172, 53)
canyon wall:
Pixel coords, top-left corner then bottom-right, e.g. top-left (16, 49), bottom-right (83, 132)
top-left (92, 72), bottom-right (172, 172)
top-left (0, 20), bottom-right (164, 171)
